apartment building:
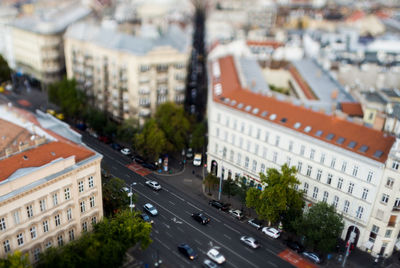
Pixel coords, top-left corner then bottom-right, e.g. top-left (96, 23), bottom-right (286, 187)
top-left (206, 54), bottom-right (400, 257)
top-left (0, 105), bottom-right (103, 263)
top-left (64, 22), bottom-right (190, 123)
top-left (11, 1), bottom-right (91, 84)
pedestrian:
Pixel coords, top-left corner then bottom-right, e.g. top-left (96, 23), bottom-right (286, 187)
top-left (192, 170), bottom-right (195, 175)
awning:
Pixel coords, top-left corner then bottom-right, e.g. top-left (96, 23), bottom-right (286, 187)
top-left (364, 240), bottom-right (374, 250)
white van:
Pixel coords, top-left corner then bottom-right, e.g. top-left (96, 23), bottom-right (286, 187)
top-left (193, 154), bottom-right (202, 166)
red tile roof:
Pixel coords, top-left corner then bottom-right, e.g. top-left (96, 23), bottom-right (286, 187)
top-left (246, 40), bottom-right (283, 49)
top-left (340, 102), bottom-right (364, 117)
top-left (212, 56), bottom-right (395, 163)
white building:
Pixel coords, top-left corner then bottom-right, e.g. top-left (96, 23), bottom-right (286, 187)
top-left (206, 53), bottom-right (400, 257)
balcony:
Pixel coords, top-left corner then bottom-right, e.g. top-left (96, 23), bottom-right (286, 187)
top-left (139, 108), bottom-right (151, 117)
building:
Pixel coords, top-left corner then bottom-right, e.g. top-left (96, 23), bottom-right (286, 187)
top-left (64, 22), bottom-right (191, 122)
top-left (206, 52), bottom-right (400, 257)
top-left (0, 104), bottom-right (103, 263)
top-left (10, 1), bottom-right (91, 84)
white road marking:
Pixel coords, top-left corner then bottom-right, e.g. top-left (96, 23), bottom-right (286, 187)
top-left (169, 201), bottom-right (175, 205)
top-left (170, 192), bottom-right (185, 201)
top-left (177, 227), bottom-right (184, 233)
top-left (244, 247), bottom-right (254, 253)
top-left (154, 229), bottom-right (159, 234)
top-left (223, 234), bottom-right (231, 240)
top-left (172, 251), bottom-right (190, 265)
top-left (207, 214), bottom-right (221, 223)
top-left (194, 239), bottom-right (202, 245)
top-left (154, 237), bottom-right (171, 250)
top-left (163, 188), bottom-right (169, 192)
top-left (265, 247), bottom-right (276, 255)
top-left (184, 211), bottom-right (191, 215)
top-left (138, 182), bottom-right (144, 186)
top-left (268, 261), bottom-right (278, 267)
top-left (160, 214), bottom-right (167, 220)
top-left (228, 261), bottom-right (240, 268)
top-left (186, 201), bottom-right (202, 211)
top-left (166, 232), bottom-right (172, 238)
top-left (223, 223), bottom-right (241, 234)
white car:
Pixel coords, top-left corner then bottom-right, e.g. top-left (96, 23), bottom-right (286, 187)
top-left (240, 236), bottom-right (260, 249)
top-left (229, 209), bottom-right (243, 220)
top-left (206, 248), bottom-right (226, 264)
top-left (145, 180), bottom-right (162, 191)
top-left (193, 153), bottom-right (202, 166)
top-left (120, 148), bottom-right (131, 155)
top-left (262, 227), bottom-right (280, 239)
top-left (143, 203), bottom-right (158, 216)
top-left (121, 187), bottom-right (130, 193)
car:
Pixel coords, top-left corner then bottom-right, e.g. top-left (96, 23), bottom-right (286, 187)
top-left (46, 109), bottom-right (56, 116)
top-left (203, 259), bottom-right (219, 268)
top-left (121, 187), bottom-right (130, 193)
top-left (145, 180), bottom-right (162, 191)
top-left (142, 162), bottom-right (157, 170)
top-left (209, 200), bottom-right (230, 211)
top-left (143, 203), bottom-right (158, 216)
top-left (247, 218), bottom-right (264, 230)
top-left (286, 241), bottom-right (305, 253)
top-left (206, 248), bottom-right (226, 264)
top-left (229, 209), bottom-right (244, 220)
top-left (240, 236), bottom-right (260, 249)
top-left (193, 153), bottom-right (202, 166)
top-left (55, 113), bottom-right (64, 120)
top-left (111, 143), bottom-right (122, 151)
top-left (120, 148), bottom-right (131, 155)
top-left (178, 244), bottom-right (197, 260)
top-left (140, 213), bottom-right (153, 224)
top-left (262, 227), bottom-right (280, 239)
top-left (133, 155), bottom-right (145, 164)
top-left (302, 251), bottom-right (322, 264)
top-left (186, 148), bottom-right (194, 159)
top-left (192, 212), bottom-right (210, 225)
top-left (98, 136), bottom-right (111, 144)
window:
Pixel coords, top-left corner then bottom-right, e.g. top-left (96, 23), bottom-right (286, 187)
top-left (64, 188), bottom-right (70, 200)
top-left (337, 178), bottom-right (343, 190)
top-left (254, 144), bottom-right (259, 155)
top-left (90, 196), bottom-right (95, 208)
top-left (320, 153), bottom-right (325, 164)
top-left (252, 160), bottom-right (257, 172)
top-left (45, 241), bottom-right (52, 249)
top-left (356, 206), bottom-right (364, 219)
top-left (260, 164), bottom-right (266, 174)
top-left (43, 220), bottom-right (49, 233)
top-left (352, 166), bottom-right (359, 177)
top-left (312, 187), bottom-right (319, 199)
top-left (330, 158), bottom-right (336, 168)
top-left (310, 149), bottom-right (315, 160)
top-left (323, 191), bottom-right (329, 202)
top-left (240, 122), bottom-right (244, 132)
top-left (27, 205), bottom-right (33, 218)
top-left (13, 211), bottom-right (20, 225)
top-left (306, 165), bottom-right (312, 177)
top-left (214, 143), bottom-right (218, 154)
top-left (362, 188), bottom-right (369, 200)
top-left (0, 218), bottom-right (5, 231)
top-left (217, 113), bottom-right (221, 123)
top-left (30, 226), bottom-right (36, 239)
top-left (300, 145), bottom-right (305, 156)
top-left (341, 161), bottom-right (347, 172)
top-left (348, 183), bottom-right (354, 194)
top-left (216, 128), bottom-right (220, 138)
top-left (229, 150), bottom-right (234, 162)
top-left (316, 169), bottom-right (322, 181)
top-left (69, 229), bottom-right (75, 241)
top-left (382, 194), bottom-right (390, 204)
top-left (224, 131), bottom-right (228, 141)
top-left (304, 183), bottom-right (309, 194)
top-left (67, 208), bottom-right (72, 221)
top-left (272, 152), bottom-right (277, 163)
top-left (275, 136), bottom-right (280, 146)
top-left (57, 235), bottom-right (63, 246)
top-left (394, 198), bottom-right (400, 208)
top-left (237, 153), bottom-right (241, 165)
top-left (386, 178), bottom-right (394, 188)
top-left (78, 181), bottom-right (84, 193)
top-left (17, 233), bottom-right (24, 246)
top-left (231, 134), bottom-right (236, 145)
top-left (264, 132), bottom-right (269, 142)
top-left (248, 125), bottom-right (253, 136)
top-left (3, 240), bottom-right (10, 253)
top-left (40, 199), bottom-right (46, 212)
top-left (226, 116), bottom-right (230, 127)
top-left (289, 141), bottom-right (293, 152)
top-left (297, 162), bottom-right (302, 173)
top-left (389, 215), bottom-right (397, 227)
top-left (33, 247), bottom-right (41, 261)
top-left (333, 196), bottom-right (339, 208)
top-left (367, 171), bottom-right (373, 183)
top-left (385, 229), bottom-right (392, 238)
top-left (392, 161), bottom-right (399, 170)
top-left (82, 222), bottom-right (88, 232)
top-left (246, 140), bottom-right (251, 151)
top-left (372, 225), bottom-right (379, 234)
top-left (262, 147), bottom-right (267, 158)
top-left (80, 201), bottom-right (86, 213)
top-left (343, 200), bottom-right (350, 213)
top-left (256, 128), bottom-right (261, 139)
top-left (55, 215), bottom-right (60, 227)
top-left (239, 137), bottom-right (243, 148)
top-left (326, 173), bottom-right (332, 185)
top-left (53, 193), bottom-right (58, 206)
top-left (92, 217), bottom-right (97, 224)
top-left (286, 157), bottom-right (291, 167)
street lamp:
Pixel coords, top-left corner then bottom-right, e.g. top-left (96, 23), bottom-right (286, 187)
top-left (128, 182), bottom-right (137, 212)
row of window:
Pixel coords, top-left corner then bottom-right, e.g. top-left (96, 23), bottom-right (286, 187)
top-left (140, 63), bottom-right (185, 72)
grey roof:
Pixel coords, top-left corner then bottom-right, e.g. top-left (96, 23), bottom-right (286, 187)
top-left (238, 57), bottom-right (270, 94)
top-left (362, 91), bottom-right (388, 105)
top-left (65, 22), bottom-right (191, 55)
top-left (392, 104), bottom-right (400, 120)
top-left (292, 58), bottom-right (354, 103)
top-left (382, 88), bottom-right (400, 99)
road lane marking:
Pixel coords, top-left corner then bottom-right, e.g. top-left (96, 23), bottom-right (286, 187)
top-left (177, 227), bottom-right (184, 233)
top-left (223, 223), bottom-right (241, 234)
top-left (169, 201), bottom-right (175, 205)
top-left (194, 239), bottom-right (202, 245)
top-left (223, 234), bottom-right (231, 240)
top-left (170, 192), bottom-right (185, 201)
top-left (207, 214), bottom-right (221, 223)
top-left (163, 188), bottom-right (169, 192)
top-left (154, 229), bottom-right (159, 234)
top-left (160, 214), bottom-right (167, 220)
top-left (228, 261), bottom-right (240, 268)
top-left (186, 201), bottom-right (202, 211)
top-left (172, 251), bottom-right (190, 265)
top-left (154, 237), bottom-right (171, 250)
top-left (268, 261), bottom-right (278, 267)
top-left (166, 232), bottom-right (172, 238)
top-left (184, 211), bottom-right (191, 215)
top-left (265, 247), bottom-right (276, 255)
top-left (244, 247), bottom-right (254, 253)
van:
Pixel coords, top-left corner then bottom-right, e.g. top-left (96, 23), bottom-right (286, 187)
top-left (193, 153), bottom-right (202, 166)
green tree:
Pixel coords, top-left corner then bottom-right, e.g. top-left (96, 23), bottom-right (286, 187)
top-left (0, 55), bottom-right (11, 83)
top-left (84, 107), bottom-right (107, 134)
top-left (134, 119), bottom-right (167, 162)
top-left (102, 177), bottom-right (130, 216)
top-left (117, 118), bottom-right (139, 143)
top-left (293, 202), bottom-right (344, 253)
top-left (246, 164), bottom-right (304, 225)
top-left (222, 176), bottom-right (236, 199)
top-left (203, 173), bottom-right (219, 195)
top-left (235, 177), bottom-right (250, 210)
top-left (190, 122), bottom-right (206, 151)
top-left (0, 251), bottom-right (31, 268)
top-left (155, 102), bottom-right (190, 152)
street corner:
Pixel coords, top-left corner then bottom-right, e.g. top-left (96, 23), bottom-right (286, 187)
top-left (278, 249), bottom-right (319, 268)
top-left (126, 162), bottom-right (152, 176)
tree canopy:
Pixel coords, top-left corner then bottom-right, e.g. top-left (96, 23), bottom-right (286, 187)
top-left (190, 122), bottom-right (206, 151)
top-left (203, 173), bottom-right (219, 194)
top-left (102, 177), bottom-right (131, 216)
top-left (0, 251), bottom-right (31, 268)
top-left (293, 202), bottom-right (344, 253)
top-left (0, 55), bottom-right (11, 83)
top-left (134, 119), bottom-right (167, 162)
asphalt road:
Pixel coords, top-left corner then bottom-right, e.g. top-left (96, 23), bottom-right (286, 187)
top-left (82, 133), bottom-right (295, 268)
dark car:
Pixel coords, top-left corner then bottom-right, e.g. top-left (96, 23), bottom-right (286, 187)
top-left (140, 213), bottom-right (153, 224)
top-left (286, 241), bottom-right (305, 253)
top-left (192, 212), bottom-right (210, 225)
top-left (98, 136), bottom-right (111, 144)
top-left (142, 162), bottom-right (157, 170)
top-left (133, 155), bottom-right (146, 164)
top-left (178, 244), bottom-right (197, 260)
top-left (110, 143), bottom-right (122, 150)
top-left (208, 200), bottom-right (230, 211)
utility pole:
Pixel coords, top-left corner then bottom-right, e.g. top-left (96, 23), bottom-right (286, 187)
top-left (128, 182), bottom-right (137, 212)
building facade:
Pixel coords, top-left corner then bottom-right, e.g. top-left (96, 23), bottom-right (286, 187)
top-left (206, 54), bottom-right (400, 257)
top-left (0, 105), bottom-right (103, 263)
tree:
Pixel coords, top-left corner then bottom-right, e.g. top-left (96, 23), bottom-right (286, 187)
top-left (0, 55), bottom-right (11, 83)
top-left (222, 176), bottom-right (236, 199)
top-left (190, 122), bottom-right (206, 151)
top-left (117, 118), bottom-right (139, 143)
top-left (246, 164), bottom-right (304, 225)
top-left (203, 173), bottom-right (219, 195)
top-left (235, 177), bottom-right (250, 210)
top-left (0, 251), bottom-right (31, 268)
top-left (102, 177), bottom-right (130, 216)
top-left (84, 107), bottom-right (107, 134)
top-left (293, 202), bottom-right (344, 253)
top-left (155, 102), bottom-right (190, 152)
top-left (134, 119), bottom-right (167, 162)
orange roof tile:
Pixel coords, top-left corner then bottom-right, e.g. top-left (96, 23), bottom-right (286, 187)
top-left (340, 102), bottom-right (364, 117)
top-left (212, 56), bottom-right (395, 163)
top-left (246, 40), bottom-right (283, 49)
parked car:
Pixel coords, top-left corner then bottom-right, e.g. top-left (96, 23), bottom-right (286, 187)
top-left (142, 162), bottom-right (157, 170)
top-left (193, 153), bottom-right (202, 166)
top-left (209, 200), bottom-right (230, 211)
top-left (206, 248), bottom-right (226, 264)
top-left (121, 187), bottom-right (130, 193)
top-left (240, 236), bottom-right (260, 249)
top-left (192, 212), bottom-right (210, 225)
top-left (143, 203), bottom-right (158, 216)
top-left (111, 143), bottom-right (122, 151)
top-left (286, 241), bottom-right (304, 253)
top-left (302, 251), bottom-right (322, 264)
top-left (247, 218), bottom-right (264, 230)
top-left (98, 136), bottom-right (111, 144)
top-left (140, 213), bottom-right (153, 224)
top-left (203, 259), bottom-right (219, 268)
top-left (178, 244), bottom-right (197, 260)
top-left (229, 209), bottom-right (244, 220)
top-left (145, 180), bottom-right (162, 191)
top-left (262, 227), bottom-right (280, 239)
top-left (133, 155), bottom-right (145, 164)
top-left (186, 148), bottom-right (194, 159)
top-left (120, 148), bottom-right (131, 156)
